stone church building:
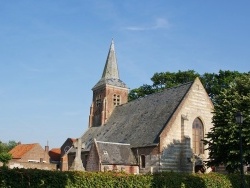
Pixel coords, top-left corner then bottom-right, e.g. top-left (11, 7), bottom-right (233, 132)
top-left (61, 40), bottom-right (214, 173)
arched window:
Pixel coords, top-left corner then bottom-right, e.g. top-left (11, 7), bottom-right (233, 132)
top-left (192, 118), bottom-right (204, 154)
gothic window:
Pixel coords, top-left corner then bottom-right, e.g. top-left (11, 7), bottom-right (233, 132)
top-left (113, 94), bottom-right (120, 106)
top-left (96, 95), bottom-right (101, 107)
top-left (192, 118), bottom-right (204, 154)
top-left (140, 155), bottom-right (146, 168)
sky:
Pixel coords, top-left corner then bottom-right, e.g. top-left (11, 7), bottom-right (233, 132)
top-left (0, 1), bottom-right (249, 149)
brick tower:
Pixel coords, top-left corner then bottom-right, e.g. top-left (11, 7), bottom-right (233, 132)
top-left (89, 40), bottom-right (129, 127)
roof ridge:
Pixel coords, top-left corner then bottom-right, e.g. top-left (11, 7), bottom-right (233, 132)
top-left (96, 140), bottom-right (130, 145)
top-left (126, 80), bottom-right (194, 104)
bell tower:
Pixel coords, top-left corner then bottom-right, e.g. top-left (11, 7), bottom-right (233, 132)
top-left (89, 40), bottom-right (129, 127)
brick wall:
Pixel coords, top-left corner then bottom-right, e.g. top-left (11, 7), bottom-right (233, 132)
top-left (90, 85), bottom-right (128, 127)
top-left (17, 144), bottom-right (50, 163)
top-left (101, 164), bottom-right (139, 174)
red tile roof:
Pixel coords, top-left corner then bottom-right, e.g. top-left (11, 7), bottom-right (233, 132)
top-left (49, 148), bottom-right (61, 161)
top-left (9, 143), bottom-right (38, 159)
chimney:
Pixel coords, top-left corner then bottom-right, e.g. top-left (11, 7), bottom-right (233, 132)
top-left (44, 143), bottom-right (50, 163)
top-left (45, 141), bottom-right (49, 153)
top-left (45, 146), bottom-right (49, 152)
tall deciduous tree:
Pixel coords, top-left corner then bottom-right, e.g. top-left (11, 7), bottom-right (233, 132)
top-left (200, 70), bottom-right (242, 102)
top-left (204, 74), bottom-right (250, 173)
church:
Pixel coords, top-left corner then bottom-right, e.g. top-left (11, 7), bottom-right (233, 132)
top-left (61, 40), bottom-right (214, 174)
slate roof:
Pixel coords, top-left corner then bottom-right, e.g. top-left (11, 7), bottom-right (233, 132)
top-left (95, 140), bottom-right (137, 165)
top-left (9, 143), bottom-right (38, 159)
top-left (93, 78), bottom-right (127, 89)
top-left (81, 81), bottom-right (193, 149)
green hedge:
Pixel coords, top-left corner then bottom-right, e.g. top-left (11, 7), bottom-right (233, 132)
top-left (0, 168), bottom-right (249, 188)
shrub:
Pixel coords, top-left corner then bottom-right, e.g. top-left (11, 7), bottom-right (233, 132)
top-left (0, 168), bottom-right (249, 188)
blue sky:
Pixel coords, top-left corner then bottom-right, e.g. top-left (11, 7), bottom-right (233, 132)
top-left (0, 1), bottom-right (249, 149)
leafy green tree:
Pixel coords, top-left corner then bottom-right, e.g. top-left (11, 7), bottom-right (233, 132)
top-left (200, 70), bottom-right (242, 102)
top-left (128, 84), bottom-right (155, 101)
top-left (128, 69), bottom-right (249, 102)
top-left (151, 70), bottom-right (200, 90)
top-left (129, 70), bottom-right (200, 101)
top-left (0, 152), bottom-right (12, 167)
top-left (0, 140), bottom-right (17, 153)
top-left (204, 74), bottom-right (250, 173)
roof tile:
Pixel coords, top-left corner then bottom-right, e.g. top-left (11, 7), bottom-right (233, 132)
top-left (9, 143), bottom-right (38, 159)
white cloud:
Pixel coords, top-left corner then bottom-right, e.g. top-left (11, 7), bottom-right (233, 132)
top-left (125, 18), bottom-right (170, 31)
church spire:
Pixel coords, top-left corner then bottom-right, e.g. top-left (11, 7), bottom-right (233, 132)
top-left (89, 39), bottom-right (129, 127)
top-left (101, 39), bottom-right (119, 79)
top-left (92, 39), bottom-right (127, 90)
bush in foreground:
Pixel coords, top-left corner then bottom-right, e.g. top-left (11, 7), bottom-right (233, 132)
top-left (0, 167), bottom-right (249, 188)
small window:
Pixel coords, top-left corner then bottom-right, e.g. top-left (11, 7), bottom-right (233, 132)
top-left (96, 95), bottom-right (101, 107)
top-left (113, 94), bottom-right (121, 106)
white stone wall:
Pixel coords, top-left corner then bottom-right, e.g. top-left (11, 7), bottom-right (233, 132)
top-left (159, 78), bottom-right (214, 172)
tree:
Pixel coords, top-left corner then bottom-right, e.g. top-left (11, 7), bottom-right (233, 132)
top-left (0, 140), bottom-right (17, 153)
top-left (152, 70), bottom-right (200, 90)
top-left (0, 152), bottom-right (12, 167)
top-left (129, 70), bottom-right (200, 101)
top-left (128, 84), bottom-right (155, 101)
top-left (128, 70), bottom-right (249, 102)
top-left (200, 70), bottom-right (243, 103)
top-left (204, 74), bottom-right (250, 173)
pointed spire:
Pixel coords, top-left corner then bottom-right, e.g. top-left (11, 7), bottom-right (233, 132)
top-left (92, 39), bottom-right (128, 90)
top-left (101, 39), bottom-right (119, 79)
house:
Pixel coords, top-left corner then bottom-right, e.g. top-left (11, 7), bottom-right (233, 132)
top-left (60, 138), bottom-right (76, 171)
top-left (49, 148), bottom-right (61, 169)
top-left (8, 143), bottom-right (56, 170)
top-left (64, 40), bottom-right (214, 173)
